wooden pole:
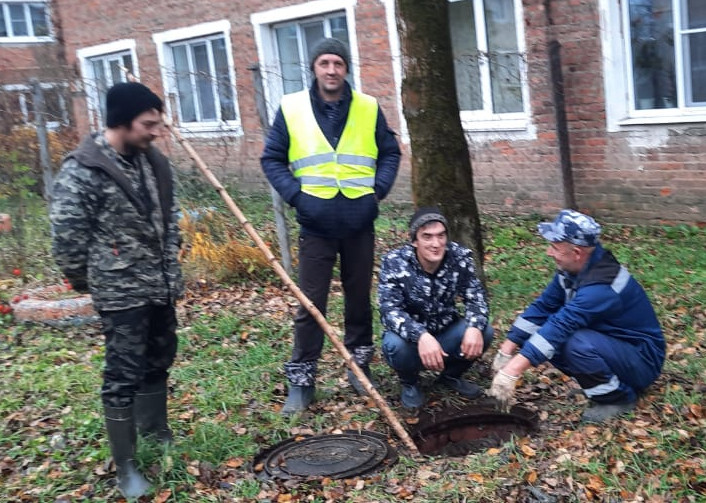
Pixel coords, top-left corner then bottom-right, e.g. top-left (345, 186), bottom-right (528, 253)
top-left (163, 116), bottom-right (420, 456)
top-left (121, 69), bottom-right (419, 455)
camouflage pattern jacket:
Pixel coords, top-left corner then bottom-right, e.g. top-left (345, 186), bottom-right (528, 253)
top-left (378, 242), bottom-right (489, 343)
top-left (50, 134), bottom-right (184, 312)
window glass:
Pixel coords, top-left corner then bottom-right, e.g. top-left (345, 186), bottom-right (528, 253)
top-left (9, 4), bottom-right (28, 36)
top-left (276, 25), bottom-right (303, 94)
top-left (0, 8), bottom-right (7, 37)
top-left (29, 4), bottom-right (47, 36)
top-left (212, 37), bottom-right (236, 121)
top-left (629, 0), bottom-right (676, 110)
top-left (485, 0), bottom-right (523, 113)
top-left (192, 42), bottom-right (216, 120)
top-left (172, 44), bottom-right (196, 122)
top-left (449, 0), bottom-right (482, 111)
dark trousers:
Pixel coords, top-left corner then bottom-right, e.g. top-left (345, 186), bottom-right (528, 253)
top-left (99, 304), bottom-right (178, 408)
top-left (382, 320), bottom-right (494, 383)
top-left (291, 230), bottom-right (375, 363)
top-left (549, 328), bottom-right (660, 404)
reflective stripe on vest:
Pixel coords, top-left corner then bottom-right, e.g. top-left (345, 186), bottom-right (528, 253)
top-left (281, 89), bottom-right (379, 199)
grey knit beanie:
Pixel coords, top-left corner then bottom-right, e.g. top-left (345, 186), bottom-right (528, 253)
top-left (309, 38), bottom-right (350, 72)
top-left (409, 207), bottom-right (448, 241)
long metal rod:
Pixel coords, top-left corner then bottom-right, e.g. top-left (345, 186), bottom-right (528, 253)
top-left (162, 116), bottom-right (420, 455)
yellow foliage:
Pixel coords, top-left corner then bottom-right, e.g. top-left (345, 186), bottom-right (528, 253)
top-left (179, 209), bottom-right (270, 282)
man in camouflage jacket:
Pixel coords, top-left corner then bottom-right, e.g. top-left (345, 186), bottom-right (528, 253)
top-left (378, 207), bottom-right (492, 409)
top-left (50, 82), bottom-right (183, 499)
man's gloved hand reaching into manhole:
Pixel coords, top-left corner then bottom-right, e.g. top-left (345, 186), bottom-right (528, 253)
top-left (488, 369), bottom-right (519, 412)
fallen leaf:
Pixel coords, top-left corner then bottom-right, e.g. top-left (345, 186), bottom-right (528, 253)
top-left (154, 489), bottom-right (172, 503)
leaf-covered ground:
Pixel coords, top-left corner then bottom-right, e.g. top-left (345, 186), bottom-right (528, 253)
top-left (1, 202), bottom-right (704, 502)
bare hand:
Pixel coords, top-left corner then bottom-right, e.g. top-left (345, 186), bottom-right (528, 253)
top-left (418, 332), bottom-right (448, 371)
top-left (460, 327), bottom-right (484, 359)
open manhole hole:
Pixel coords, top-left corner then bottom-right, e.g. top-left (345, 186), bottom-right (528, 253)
top-left (412, 400), bottom-right (539, 457)
top-left (252, 430), bottom-right (398, 480)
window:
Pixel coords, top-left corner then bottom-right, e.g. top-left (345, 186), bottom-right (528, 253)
top-left (448, 0), bottom-right (529, 130)
top-left (625, 0), bottom-right (706, 111)
top-left (0, 1), bottom-right (51, 42)
top-left (85, 51), bottom-right (133, 126)
top-left (274, 12), bottom-right (351, 94)
top-left (77, 40), bottom-right (138, 131)
top-left (251, 0), bottom-right (360, 121)
top-left (0, 83), bottom-right (67, 129)
top-left (153, 20), bottom-right (241, 135)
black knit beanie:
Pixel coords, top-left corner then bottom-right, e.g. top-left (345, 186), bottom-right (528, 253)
top-left (309, 38), bottom-right (350, 72)
top-left (409, 207), bottom-right (448, 241)
top-left (105, 82), bottom-right (163, 128)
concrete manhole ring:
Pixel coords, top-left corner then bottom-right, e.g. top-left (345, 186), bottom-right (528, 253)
top-left (411, 399), bottom-right (539, 457)
top-left (12, 284), bottom-right (98, 326)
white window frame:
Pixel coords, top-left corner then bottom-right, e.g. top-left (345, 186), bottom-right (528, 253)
top-left (1, 82), bottom-right (67, 128)
top-left (251, 0), bottom-right (360, 123)
top-left (77, 39), bottom-right (139, 132)
top-left (0, 0), bottom-right (52, 43)
top-left (449, 0), bottom-right (531, 133)
top-left (153, 20), bottom-right (242, 137)
top-left (600, 0), bottom-right (706, 131)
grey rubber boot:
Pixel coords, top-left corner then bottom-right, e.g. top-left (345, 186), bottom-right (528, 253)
top-left (347, 365), bottom-right (378, 395)
top-left (581, 401), bottom-right (636, 423)
top-left (134, 379), bottom-right (173, 443)
top-left (281, 385), bottom-right (315, 415)
top-left (104, 405), bottom-right (151, 499)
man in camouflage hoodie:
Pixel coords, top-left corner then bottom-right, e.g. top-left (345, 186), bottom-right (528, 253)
top-left (50, 82), bottom-right (183, 499)
top-left (378, 207), bottom-right (492, 409)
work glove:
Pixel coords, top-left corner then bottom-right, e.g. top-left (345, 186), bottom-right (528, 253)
top-left (489, 370), bottom-right (519, 412)
top-left (492, 350), bottom-right (513, 372)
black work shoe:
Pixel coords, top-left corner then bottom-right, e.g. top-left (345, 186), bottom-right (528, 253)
top-left (281, 385), bottom-right (315, 416)
top-left (347, 366), bottom-right (378, 395)
top-left (581, 401), bottom-right (636, 423)
top-left (104, 406), bottom-right (151, 499)
top-left (436, 374), bottom-right (483, 399)
top-left (400, 383), bottom-right (424, 409)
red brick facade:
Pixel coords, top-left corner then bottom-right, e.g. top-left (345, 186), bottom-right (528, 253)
top-left (1, 0), bottom-right (703, 224)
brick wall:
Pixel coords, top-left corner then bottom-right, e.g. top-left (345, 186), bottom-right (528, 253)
top-left (53, 0), bottom-right (412, 200)
top-left (468, 0), bottom-right (705, 225)
top-left (45, 0), bottom-right (704, 224)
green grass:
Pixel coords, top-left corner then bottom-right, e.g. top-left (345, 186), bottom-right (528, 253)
top-left (0, 194), bottom-right (704, 501)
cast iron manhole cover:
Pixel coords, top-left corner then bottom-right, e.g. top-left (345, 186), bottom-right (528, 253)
top-left (253, 431), bottom-right (397, 480)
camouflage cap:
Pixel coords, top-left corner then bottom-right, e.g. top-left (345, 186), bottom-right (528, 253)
top-left (538, 209), bottom-right (601, 247)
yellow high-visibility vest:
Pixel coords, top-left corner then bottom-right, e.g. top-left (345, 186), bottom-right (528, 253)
top-left (281, 89), bottom-right (379, 199)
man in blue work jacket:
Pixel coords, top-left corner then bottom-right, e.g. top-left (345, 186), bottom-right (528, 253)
top-left (261, 37), bottom-right (401, 414)
top-left (489, 210), bottom-right (665, 423)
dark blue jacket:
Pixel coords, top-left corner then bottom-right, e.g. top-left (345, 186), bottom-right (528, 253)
top-left (261, 81), bottom-right (401, 238)
top-left (507, 244), bottom-right (665, 372)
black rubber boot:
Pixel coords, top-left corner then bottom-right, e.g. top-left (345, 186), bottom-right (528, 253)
top-left (104, 405), bottom-right (151, 499)
top-left (134, 379), bottom-right (173, 443)
top-left (281, 385), bottom-right (315, 416)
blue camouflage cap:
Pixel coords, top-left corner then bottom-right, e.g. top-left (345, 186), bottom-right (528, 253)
top-left (538, 209), bottom-right (601, 247)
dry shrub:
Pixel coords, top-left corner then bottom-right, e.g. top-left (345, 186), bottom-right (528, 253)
top-left (0, 126), bottom-right (77, 197)
top-left (179, 208), bottom-right (271, 283)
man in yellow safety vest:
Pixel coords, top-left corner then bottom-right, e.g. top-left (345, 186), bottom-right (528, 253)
top-left (262, 37), bottom-right (401, 414)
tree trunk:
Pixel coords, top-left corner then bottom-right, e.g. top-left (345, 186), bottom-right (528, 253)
top-left (396, 0), bottom-right (485, 278)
